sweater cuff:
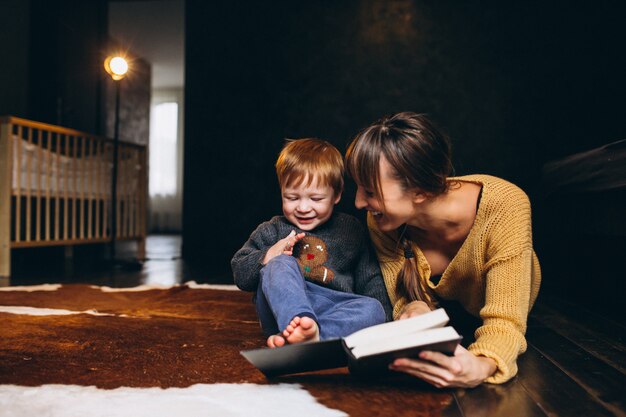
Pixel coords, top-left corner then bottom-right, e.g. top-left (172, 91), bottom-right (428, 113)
top-left (468, 344), bottom-right (516, 384)
top-left (468, 330), bottom-right (524, 384)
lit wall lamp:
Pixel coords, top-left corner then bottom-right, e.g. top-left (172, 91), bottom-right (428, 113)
top-left (104, 56), bottom-right (129, 81)
top-left (104, 55), bottom-right (128, 262)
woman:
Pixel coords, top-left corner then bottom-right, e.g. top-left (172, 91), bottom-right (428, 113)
top-left (345, 112), bottom-right (541, 387)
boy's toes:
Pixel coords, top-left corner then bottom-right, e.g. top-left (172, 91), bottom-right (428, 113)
top-left (299, 316), bottom-right (316, 331)
top-left (267, 334), bottom-right (286, 348)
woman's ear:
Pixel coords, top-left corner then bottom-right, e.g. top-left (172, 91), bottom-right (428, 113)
top-left (412, 191), bottom-right (428, 204)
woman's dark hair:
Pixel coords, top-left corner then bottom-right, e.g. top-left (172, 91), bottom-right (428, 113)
top-left (345, 112), bottom-right (453, 307)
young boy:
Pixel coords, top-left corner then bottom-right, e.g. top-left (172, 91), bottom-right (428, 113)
top-left (231, 138), bottom-right (392, 348)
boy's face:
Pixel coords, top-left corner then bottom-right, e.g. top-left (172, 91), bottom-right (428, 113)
top-left (281, 176), bottom-right (341, 231)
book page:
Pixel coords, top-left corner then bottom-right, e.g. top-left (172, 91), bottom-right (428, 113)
top-left (350, 326), bottom-right (461, 359)
top-left (343, 308), bottom-right (450, 348)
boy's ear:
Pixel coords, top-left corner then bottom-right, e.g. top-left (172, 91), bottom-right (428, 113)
top-left (334, 191), bottom-right (342, 205)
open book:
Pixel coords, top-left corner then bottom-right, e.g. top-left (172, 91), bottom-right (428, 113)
top-left (241, 308), bottom-right (462, 378)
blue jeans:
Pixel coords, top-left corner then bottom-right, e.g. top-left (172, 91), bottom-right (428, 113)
top-left (254, 255), bottom-right (386, 340)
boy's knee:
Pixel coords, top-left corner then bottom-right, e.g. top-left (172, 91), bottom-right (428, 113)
top-left (260, 255), bottom-right (302, 287)
top-left (264, 254), bottom-right (299, 270)
top-left (363, 298), bottom-right (386, 326)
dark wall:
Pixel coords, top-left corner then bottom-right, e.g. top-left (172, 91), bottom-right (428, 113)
top-left (0, 0), bottom-right (30, 117)
top-left (1, 0), bottom-right (107, 133)
top-left (26, 0), bottom-right (109, 134)
top-left (184, 0), bottom-right (626, 307)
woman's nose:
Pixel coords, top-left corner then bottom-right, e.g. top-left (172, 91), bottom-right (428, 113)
top-left (354, 188), bottom-right (367, 209)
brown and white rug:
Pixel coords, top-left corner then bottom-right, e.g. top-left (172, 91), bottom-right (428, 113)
top-left (0, 283), bottom-right (455, 416)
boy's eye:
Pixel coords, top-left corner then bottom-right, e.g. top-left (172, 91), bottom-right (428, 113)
top-left (311, 197), bottom-right (324, 202)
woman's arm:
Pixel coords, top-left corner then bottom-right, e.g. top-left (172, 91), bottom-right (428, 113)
top-left (391, 180), bottom-right (539, 386)
top-left (467, 248), bottom-right (536, 384)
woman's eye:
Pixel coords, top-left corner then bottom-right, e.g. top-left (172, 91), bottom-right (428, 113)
top-left (359, 187), bottom-right (374, 197)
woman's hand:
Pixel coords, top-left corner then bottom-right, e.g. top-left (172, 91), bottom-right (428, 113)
top-left (399, 301), bottom-right (431, 319)
top-left (262, 230), bottom-right (306, 265)
top-left (389, 345), bottom-right (497, 388)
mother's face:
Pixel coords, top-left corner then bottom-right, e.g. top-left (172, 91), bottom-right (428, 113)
top-left (354, 156), bottom-right (418, 232)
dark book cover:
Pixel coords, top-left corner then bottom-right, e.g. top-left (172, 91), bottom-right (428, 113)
top-left (241, 339), bottom-right (349, 378)
top-left (241, 335), bottom-right (461, 378)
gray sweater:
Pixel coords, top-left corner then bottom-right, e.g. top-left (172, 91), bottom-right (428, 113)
top-left (231, 212), bottom-right (393, 321)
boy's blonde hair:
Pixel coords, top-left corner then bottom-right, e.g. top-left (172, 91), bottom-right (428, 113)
top-left (276, 138), bottom-right (344, 196)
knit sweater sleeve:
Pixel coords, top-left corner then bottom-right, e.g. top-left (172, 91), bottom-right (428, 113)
top-left (467, 181), bottom-right (537, 384)
top-left (230, 219), bottom-right (281, 292)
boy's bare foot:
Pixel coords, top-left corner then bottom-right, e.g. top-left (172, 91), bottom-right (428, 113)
top-left (282, 316), bottom-right (320, 344)
top-left (266, 317), bottom-right (319, 348)
top-left (266, 334), bottom-right (286, 348)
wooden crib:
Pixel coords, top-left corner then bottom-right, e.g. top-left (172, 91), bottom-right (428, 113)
top-left (0, 116), bottom-right (147, 282)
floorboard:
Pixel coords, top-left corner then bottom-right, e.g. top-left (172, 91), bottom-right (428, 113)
top-left (532, 300), bottom-right (626, 374)
top-left (527, 320), bottom-right (626, 416)
top-left (452, 378), bottom-right (547, 417)
top-left (518, 346), bottom-right (618, 417)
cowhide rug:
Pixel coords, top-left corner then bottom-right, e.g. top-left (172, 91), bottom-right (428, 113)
top-left (0, 283), bottom-right (455, 416)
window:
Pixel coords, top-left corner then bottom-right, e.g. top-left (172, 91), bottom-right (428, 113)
top-left (149, 102), bottom-right (178, 197)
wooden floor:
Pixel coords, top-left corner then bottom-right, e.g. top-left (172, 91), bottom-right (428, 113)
top-left (6, 235), bottom-right (626, 417)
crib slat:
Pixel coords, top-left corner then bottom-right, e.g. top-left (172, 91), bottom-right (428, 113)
top-left (86, 137), bottom-right (93, 239)
top-left (55, 133), bottom-right (61, 241)
top-left (126, 148), bottom-right (131, 238)
top-left (14, 125), bottom-right (22, 243)
top-left (140, 148), bottom-right (148, 239)
top-left (95, 140), bottom-right (102, 239)
top-left (26, 127), bottom-right (34, 242)
top-left (72, 135), bottom-right (78, 240)
top-left (45, 132), bottom-right (52, 241)
top-left (122, 147), bottom-right (128, 238)
top-left (0, 121), bottom-right (12, 278)
top-left (128, 148), bottom-right (133, 237)
top-left (79, 135), bottom-right (85, 240)
top-left (35, 129), bottom-right (42, 242)
top-left (135, 148), bottom-right (142, 238)
top-left (117, 147), bottom-right (122, 239)
top-left (129, 148), bottom-right (136, 237)
top-left (116, 145), bottom-right (121, 239)
top-left (103, 142), bottom-right (109, 240)
top-left (64, 134), bottom-right (69, 241)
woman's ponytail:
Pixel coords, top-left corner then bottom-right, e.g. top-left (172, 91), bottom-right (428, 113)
top-left (395, 239), bottom-right (435, 309)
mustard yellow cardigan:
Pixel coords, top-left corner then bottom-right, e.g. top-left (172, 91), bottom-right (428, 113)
top-left (367, 174), bottom-right (541, 384)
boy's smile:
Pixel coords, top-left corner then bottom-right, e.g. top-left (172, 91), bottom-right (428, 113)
top-left (281, 178), bottom-right (341, 231)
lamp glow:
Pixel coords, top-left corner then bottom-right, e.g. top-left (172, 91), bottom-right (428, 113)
top-left (104, 56), bottom-right (129, 80)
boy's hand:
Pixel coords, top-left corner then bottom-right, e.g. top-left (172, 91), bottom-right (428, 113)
top-left (262, 230), bottom-right (306, 265)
